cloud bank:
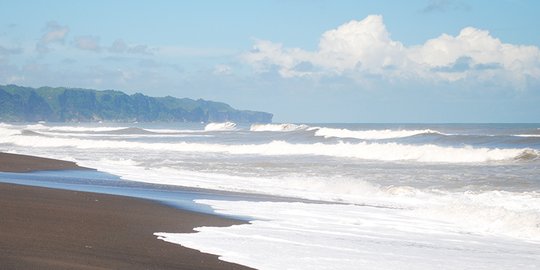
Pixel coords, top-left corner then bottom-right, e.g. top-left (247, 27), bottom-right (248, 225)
top-left (244, 15), bottom-right (540, 89)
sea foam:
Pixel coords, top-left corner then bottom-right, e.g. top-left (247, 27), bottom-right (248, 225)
top-left (87, 159), bottom-right (540, 242)
top-left (204, 122), bottom-right (237, 131)
top-left (2, 131), bottom-right (537, 163)
top-left (313, 127), bottom-right (441, 140)
top-left (25, 124), bottom-right (129, 133)
top-left (250, 123), bottom-right (309, 132)
top-left (155, 197), bottom-right (540, 270)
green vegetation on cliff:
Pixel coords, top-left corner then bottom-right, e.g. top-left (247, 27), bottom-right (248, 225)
top-left (0, 85), bottom-right (272, 123)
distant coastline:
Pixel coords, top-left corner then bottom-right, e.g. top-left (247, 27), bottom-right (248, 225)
top-left (0, 85), bottom-right (272, 123)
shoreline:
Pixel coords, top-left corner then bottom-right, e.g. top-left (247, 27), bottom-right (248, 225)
top-left (0, 152), bottom-right (252, 269)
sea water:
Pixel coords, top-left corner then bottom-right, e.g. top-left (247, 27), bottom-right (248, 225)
top-left (0, 122), bottom-right (539, 269)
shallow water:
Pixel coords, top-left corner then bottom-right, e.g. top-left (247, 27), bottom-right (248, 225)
top-left (0, 169), bottom-right (255, 217)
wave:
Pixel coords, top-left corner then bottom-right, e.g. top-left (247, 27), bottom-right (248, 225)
top-left (250, 123), bottom-right (309, 132)
top-left (19, 128), bottom-right (211, 139)
top-left (0, 126), bottom-right (20, 137)
top-left (16, 124), bottom-right (208, 137)
top-left (514, 134), bottom-right (540, 138)
top-left (25, 124), bottom-right (129, 133)
top-left (515, 149), bottom-right (540, 160)
top-left (250, 125), bottom-right (443, 140)
top-left (144, 128), bottom-right (201, 134)
top-left (204, 122), bottom-right (237, 131)
top-left (101, 127), bottom-right (155, 135)
top-left (20, 130), bottom-right (47, 137)
top-left (410, 190), bottom-right (540, 241)
top-left (313, 127), bottom-right (442, 140)
top-left (2, 132), bottom-right (537, 163)
top-left (92, 159), bottom-right (540, 242)
top-left (0, 123), bottom-right (15, 128)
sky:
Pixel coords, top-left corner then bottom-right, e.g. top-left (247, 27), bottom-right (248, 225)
top-left (1, 0), bottom-right (539, 123)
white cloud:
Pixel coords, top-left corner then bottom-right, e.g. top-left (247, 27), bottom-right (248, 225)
top-left (317, 16), bottom-right (406, 74)
top-left (244, 15), bottom-right (540, 89)
top-left (36, 21), bottom-right (69, 53)
top-left (74, 36), bottom-right (101, 52)
top-left (41, 21), bottom-right (69, 44)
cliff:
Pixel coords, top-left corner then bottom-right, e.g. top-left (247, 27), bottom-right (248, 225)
top-left (0, 85), bottom-right (272, 123)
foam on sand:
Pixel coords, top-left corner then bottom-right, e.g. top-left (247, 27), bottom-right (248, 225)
top-left (155, 196), bottom-right (540, 270)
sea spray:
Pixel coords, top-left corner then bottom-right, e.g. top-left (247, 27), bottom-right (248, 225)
top-left (204, 122), bottom-right (237, 131)
top-left (250, 123), bottom-right (309, 132)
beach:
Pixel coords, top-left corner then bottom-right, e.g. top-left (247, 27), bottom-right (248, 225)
top-left (0, 152), bottom-right (88, 172)
top-left (1, 122), bottom-right (539, 270)
top-left (0, 152), bottom-right (252, 270)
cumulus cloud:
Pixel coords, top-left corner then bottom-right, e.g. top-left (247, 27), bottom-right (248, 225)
top-left (244, 15), bottom-right (540, 89)
top-left (36, 21), bottom-right (69, 53)
top-left (109, 39), bottom-right (152, 54)
top-left (244, 16), bottom-right (408, 78)
top-left (74, 36), bottom-right (101, 52)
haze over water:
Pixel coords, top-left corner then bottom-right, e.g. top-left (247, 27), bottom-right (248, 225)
top-left (1, 122), bottom-right (539, 269)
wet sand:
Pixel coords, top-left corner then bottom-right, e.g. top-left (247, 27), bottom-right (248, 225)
top-left (0, 152), bottom-right (89, 172)
top-left (0, 153), bottom-right (252, 270)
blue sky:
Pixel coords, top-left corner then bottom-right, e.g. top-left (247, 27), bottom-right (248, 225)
top-left (1, 0), bottom-right (539, 122)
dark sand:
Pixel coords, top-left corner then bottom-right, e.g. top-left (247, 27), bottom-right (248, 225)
top-left (0, 153), bottom-right (252, 270)
top-left (0, 152), bottom-right (88, 172)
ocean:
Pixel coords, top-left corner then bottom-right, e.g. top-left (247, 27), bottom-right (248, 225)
top-left (1, 122), bottom-right (539, 269)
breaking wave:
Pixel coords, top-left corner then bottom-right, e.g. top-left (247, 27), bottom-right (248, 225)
top-left (96, 160), bottom-right (540, 241)
top-left (18, 124), bottom-right (202, 135)
top-left (25, 124), bottom-right (129, 133)
top-left (204, 122), bottom-right (237, 131)
top-left (2, 132), bottom-right (537, 163)
top-left (249, 124), bottom-right (442, 140)
top-left (313, 127), bottom-right (442, 140)
top-left (250, 123), bottom-right (309, 132)
top-left (514, 134), bottom-right (540, 138)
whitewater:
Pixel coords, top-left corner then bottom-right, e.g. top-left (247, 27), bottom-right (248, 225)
top-left (1, 122), bottom-right (539, 269)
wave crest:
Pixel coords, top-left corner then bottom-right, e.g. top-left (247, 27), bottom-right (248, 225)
top-left (250, 123), bottom-right (309, 132)
top-left (26, 124), bottom-right (129, 133)
top-left (204, 122), bottom-right (237, 131)
top-left (313, 127), bottom-right (441, 140)
top-left (515, 149), bottom-right (540, 161)
top-left (2, 132), bottom-right (537, 163)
